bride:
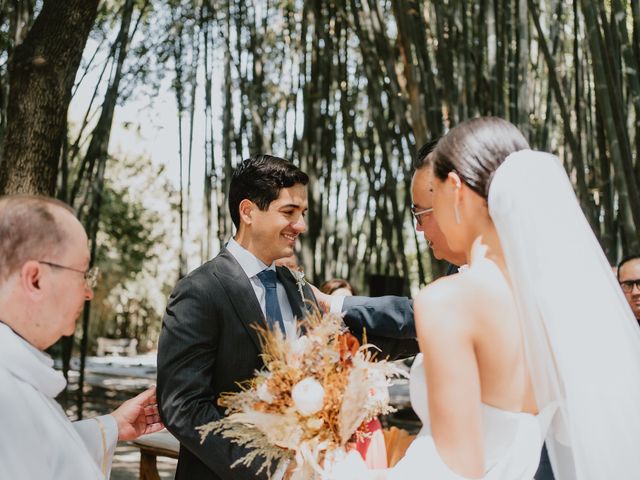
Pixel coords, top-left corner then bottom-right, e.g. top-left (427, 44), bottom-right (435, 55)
top-left (331, 117), bottom-right (640, 479)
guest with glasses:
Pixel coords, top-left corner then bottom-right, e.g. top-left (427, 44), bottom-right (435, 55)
top-left (618, 254), bottom-right (640, 325)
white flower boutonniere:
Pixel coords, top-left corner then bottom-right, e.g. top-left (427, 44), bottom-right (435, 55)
top-left (289, 268), bottom-right (306, 302)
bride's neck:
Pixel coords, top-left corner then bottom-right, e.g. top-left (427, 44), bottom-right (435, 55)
top-left (466, 221), bottom-right (507, 272)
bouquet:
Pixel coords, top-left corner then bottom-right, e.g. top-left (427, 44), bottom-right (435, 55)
top-left (197, 309), bottom-right (406, 479)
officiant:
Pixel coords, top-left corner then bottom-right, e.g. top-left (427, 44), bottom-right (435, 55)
top-left (0, 195), bottom-right (163, 479)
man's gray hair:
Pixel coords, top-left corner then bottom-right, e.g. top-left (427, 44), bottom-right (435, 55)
top-left (0, 195), bottom-right (75, 282)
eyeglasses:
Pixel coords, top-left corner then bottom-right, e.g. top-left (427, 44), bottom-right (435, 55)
top-left (411, 205), bottom-right (433, 226)
top-left (39, 261), bottom-right (99, 289)
top-left (620, 279), bottom-right (640, 293)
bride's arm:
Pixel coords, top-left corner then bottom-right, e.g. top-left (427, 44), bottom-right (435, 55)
top-left (414, 278), bottom-right (484, 478)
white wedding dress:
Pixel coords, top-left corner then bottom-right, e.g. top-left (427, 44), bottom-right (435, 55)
top-left (331, 353), bottom-right (554, 480)
top-left (385, 353), bottom-right (554, 479)
top-left (332, 149), bottom-right (640, 479)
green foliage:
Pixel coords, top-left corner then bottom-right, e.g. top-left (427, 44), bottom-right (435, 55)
top-left (96, 177), bottom-right (158, 277)
top-left (86, 155), bottom-right (179, 350)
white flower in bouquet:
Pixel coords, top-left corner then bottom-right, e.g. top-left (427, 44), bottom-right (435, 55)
top-left (291, 377), bottom-right (325, 416)
top-left (287, 335), bottom-right (310, 368)
top-left (366, 369), bottom-right (390, 407)
top-left (305, 416), bottom-right (324, 431)
top-left (256, 381), bottom-right (275, 404)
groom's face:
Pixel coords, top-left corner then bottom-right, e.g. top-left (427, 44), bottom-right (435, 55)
top-left (249, 183), bottom-right (308, 265)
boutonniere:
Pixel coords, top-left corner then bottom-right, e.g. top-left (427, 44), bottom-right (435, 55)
top-left (288, 267), bottom-right (306, 302)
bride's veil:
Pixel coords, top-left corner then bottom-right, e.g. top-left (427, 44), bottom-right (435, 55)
top-left (488, 150), bottom-right (640, 479)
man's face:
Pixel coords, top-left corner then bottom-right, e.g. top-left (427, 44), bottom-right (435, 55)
top-left (248, 184), bottom-right (308, 265)
top-left (619, 259), bottom-right (640, 320)
top-left (411, 168), bottom-right (455, 261)
top-left (42, 211), bottom-right (94, 346)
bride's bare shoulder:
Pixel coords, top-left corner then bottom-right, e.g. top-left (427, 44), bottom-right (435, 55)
top-left (414, 274), bottom-right (472, 332)
top-left (414, 266), bottom-right (505, 331)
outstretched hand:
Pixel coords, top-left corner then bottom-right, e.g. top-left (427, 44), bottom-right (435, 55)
top-left (111, 385), bottom-right (164, 441)
top-left (309, 283), bottom-right (330, 313)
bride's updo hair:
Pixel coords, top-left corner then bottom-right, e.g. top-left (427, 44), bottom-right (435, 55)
top-left (432, 117), bottom-right (529, 199)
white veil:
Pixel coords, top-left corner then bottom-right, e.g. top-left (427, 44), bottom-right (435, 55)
top-left (488, 150), bottom-right (640, 479)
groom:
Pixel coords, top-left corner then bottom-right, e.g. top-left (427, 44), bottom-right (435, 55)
top-left (157, 155), bottom-right (317, 479)
top-left (158, 155), bottom-right (416, 480)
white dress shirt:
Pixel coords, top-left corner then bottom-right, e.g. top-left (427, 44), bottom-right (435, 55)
top-left (226, 238), bottom-right (295, 332)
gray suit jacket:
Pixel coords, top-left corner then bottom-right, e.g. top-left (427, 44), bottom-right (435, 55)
top-left (157, 248), bottom-right (317, 480)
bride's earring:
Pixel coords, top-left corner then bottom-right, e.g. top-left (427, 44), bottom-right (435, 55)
top-left (454, 205), bottom-right (461, 224)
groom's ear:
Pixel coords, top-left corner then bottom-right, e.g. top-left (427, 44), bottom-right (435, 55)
top-left (239, 199), bottom-right (255, 225)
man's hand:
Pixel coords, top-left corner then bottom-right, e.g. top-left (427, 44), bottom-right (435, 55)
top-left (111, 385), bottom-right (164, 441)
top-left (309, 283), bottom-right (331, 313)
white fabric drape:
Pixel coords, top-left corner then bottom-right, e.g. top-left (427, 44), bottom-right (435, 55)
top-left (488, 150), bottom-right (640, 479)
top-left (0, 322), bottom-right (118, 479)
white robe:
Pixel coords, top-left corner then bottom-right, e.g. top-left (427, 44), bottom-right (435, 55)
top-left (0, 323), bottom-right (118, 479)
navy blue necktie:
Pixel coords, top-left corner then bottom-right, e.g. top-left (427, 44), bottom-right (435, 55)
top-left (257, 269), bottom-right (285, 334)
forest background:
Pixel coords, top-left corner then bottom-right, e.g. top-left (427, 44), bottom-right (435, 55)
top-left (0, 0), bottom-right (638, 410)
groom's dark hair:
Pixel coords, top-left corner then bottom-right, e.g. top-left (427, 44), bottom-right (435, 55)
top-left (228, 154), bottom-right (309, 229)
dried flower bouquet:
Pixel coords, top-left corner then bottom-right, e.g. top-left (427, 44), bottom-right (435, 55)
top-left (197, 308), bottom-right (406, 479)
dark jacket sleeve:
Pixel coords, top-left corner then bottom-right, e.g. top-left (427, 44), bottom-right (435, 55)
top-left (342, 295), bottom-right (418, 359)
top-left (157, 273), bottom-right (271, 480)
top-left (342, 295), bottom-right (416, 338)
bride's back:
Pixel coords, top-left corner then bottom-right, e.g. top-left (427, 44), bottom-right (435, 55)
top-left (418, 255), bottom-right (537, 416)
top-left (413, 253), bottom-right (538, 477)
top-left (462, 257), bottom-right (537, 414)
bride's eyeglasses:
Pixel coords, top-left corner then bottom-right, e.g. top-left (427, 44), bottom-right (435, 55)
top-left (619, 279), bottom-right (640, 293)
top-left (411, 205), bottom-right (433, 226)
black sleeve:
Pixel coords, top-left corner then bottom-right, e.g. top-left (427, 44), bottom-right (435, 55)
top-left (342, 295), bottom-right (418, 360)
top-left (157, 274), bottom-right (272, 480)
top-left (342, 295), bottom-right (416, 338)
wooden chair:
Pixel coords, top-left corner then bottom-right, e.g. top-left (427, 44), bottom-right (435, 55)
top-left (132, 430), bottom-right (179, 480)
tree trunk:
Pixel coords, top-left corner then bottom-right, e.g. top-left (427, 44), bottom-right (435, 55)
top-left (0, 0), bottom-right (100, 195)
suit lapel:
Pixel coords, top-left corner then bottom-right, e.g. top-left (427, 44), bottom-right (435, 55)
top-left (276, 266), bottom-right (318, 321)
top-left (214, 248), bottom-right (267, 351)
